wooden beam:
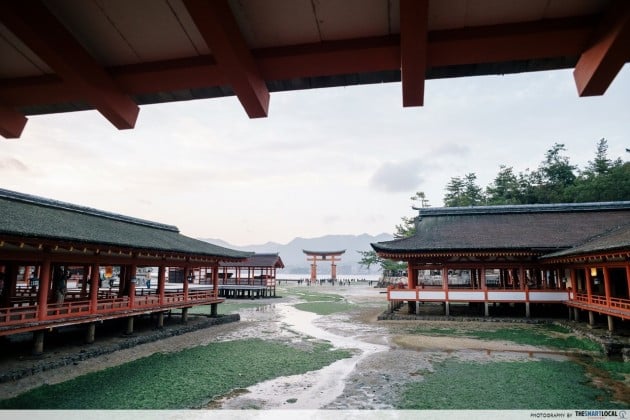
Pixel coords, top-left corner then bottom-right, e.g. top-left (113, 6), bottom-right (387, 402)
top-left (0, 105), bottom-right (27, 138)
top-left (0, 0), bottom-right (139, 129)
top-left (182, 0), bottom-right (269, 118)
top-left (573, 1), bottom-right (630, 96)
top-left (400, 0), bottom-right (428, 107)
top-left (0, 17), bottom-right (596, 111)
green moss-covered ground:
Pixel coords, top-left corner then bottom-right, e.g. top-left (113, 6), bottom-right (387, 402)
top-left (294, 301), bottom-right (355, 315)
top-left (397, 359), bottom-right (628, 410)
top-left (406, 323), bottom-right (602, 352)
top-left (0, 338), bottom-right (351, 409)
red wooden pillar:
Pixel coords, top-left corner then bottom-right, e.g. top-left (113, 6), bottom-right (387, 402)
top-left (585, 267), bottom-right (593, 304)
top-left (37, 257), bottom-right (51, 320)
top-left (212, 263), bottom-right (219, 298)
top-left (626, 263), bottom-right (630, 299)
top-left (603, 267), bottom-right (612, 307)
top-left (158, 265), bottom-right (166, 305)
top-left (183, 267), bottom-right (190, 301)
top-left (89, 263), bottom-right (99, 314)
top-left (407, 263), bottom-right (416, 289)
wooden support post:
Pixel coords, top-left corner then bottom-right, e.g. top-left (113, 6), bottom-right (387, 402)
top-left (32, 330), bottom-right (45, 355)
top-left (182, 307), bottom-right (189, 323)
top-left (588, 311), bottom-right (595, 326)
top-left (568, 306), bottom-right (573, 321)
top-left (525, 302), bottom-right (531, 318)
top-left (212, 263), bottom-right (219, 298)
top-left (89, 263), bottom-right (99, 314)
top-left (211, 303), bottom-right (218, 317)
top-left (126, 316), bottom-right (134, 335)
top-left (484, 302), bottom-right (490, 317)
top-left (607, 315), bottom-right (615, 332)
top-left (573, 307), bottom-right (580, 322)
top-left (37, 257), bottom-right (51, 320)
top-left (444, 302), bottom-right (450, 316)
top-left (158, 265), bottom-right (166, 305)
top-left (157, 312), bottom-right (164, 329)
top-left (86, 322), bottom-right (96, 344)
top-left (415, 301), bottom-right (420, 314)
top-left (407, 301), bottom-right (415, 314)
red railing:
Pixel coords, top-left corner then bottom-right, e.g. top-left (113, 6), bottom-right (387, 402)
top-left (0, 287), bottom-right (224, 335)
top-left (0, 305), bottom-right (38, 325)
top-left (570, 293), bottom-right (630, 320)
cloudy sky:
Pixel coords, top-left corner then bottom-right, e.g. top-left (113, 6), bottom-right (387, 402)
top-left (2, 67), bottom-right (629, 246)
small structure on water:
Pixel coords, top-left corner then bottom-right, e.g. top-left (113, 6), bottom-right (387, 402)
top-left (195, 253), bottom-right (284, 298)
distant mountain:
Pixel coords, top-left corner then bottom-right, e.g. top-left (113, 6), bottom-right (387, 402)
top-left (200, 233), bottom-right (393, 274)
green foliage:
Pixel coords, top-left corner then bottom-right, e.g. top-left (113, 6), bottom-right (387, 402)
top-left (442, 139), bottom-right (629, 206)
top-left (0, 339), bottom-right (351, 409)
top-left (444, 173), bottom-right (485, 207)
top-left (397, 360), bottom-right (624, 409)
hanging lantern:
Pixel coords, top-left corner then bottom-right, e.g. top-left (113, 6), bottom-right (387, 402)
top-left (590, 267), bottom-right (597, 277)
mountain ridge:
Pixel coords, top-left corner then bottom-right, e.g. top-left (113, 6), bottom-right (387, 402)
top-left (200, 233), bottom-right (393, 274)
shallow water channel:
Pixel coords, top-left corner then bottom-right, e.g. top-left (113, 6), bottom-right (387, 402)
top-left (219, 302), bottom-right (388, 409)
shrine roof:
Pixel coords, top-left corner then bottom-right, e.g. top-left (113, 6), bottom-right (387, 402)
top-left (220, 253), bottom-right (285, 268)
top-left (542, 222), bottom-right (630, 259)
top-left (0, 188), bottom-right (250, 260)
top-left (371, 202), bottom-right (630, 256)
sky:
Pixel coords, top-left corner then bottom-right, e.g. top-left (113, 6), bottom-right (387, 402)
top-left (2, 67), bottom-right (630, 246)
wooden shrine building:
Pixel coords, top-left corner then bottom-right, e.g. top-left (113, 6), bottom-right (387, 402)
top-left (0, 188), bottom-right (250, 353)
top-left (372, 202), bottom-right (630, 331)
top-left (303, 250), bottom-right (346, 283)
top-left (195, 253), bottom-right (284, 298)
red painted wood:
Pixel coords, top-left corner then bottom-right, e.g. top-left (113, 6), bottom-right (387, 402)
top-left (182, 0), bottom-right (269, 118)
top-left (574, 2), bottom-right (630, 96)
top-left (0, 0), bottom-right (139, 129)
top-left (400, 0), bottom-right (428, 107)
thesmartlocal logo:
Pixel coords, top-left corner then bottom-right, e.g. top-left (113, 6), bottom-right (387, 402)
top-left (575, 411), bottom-right (626, 418)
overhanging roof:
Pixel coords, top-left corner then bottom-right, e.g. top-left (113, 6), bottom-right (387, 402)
top-left (371, 202), bottom-right (630, 257)
top-left (1, 0), bottom-right (629, 138)
top-left (219, 253), bottom-right (285, 268)
top-left (0, 188), bottom-right (250, 261)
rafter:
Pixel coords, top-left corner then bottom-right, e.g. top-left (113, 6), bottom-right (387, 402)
top-left (0, 105), bottom-right (27, 138)
top-left (182, 0), bottom-right (269, 118)
top-left (400, 0), bottom-right (429, 107)
top-left (573, 1), bottom-right (630, 96)
top-left (0, 0), bottom-right (139, 129)
top-left (0, 17), bottom-right (597, 125)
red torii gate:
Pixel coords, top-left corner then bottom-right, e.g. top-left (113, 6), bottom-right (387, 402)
top-left (303, 250), bottom-right (345, 284)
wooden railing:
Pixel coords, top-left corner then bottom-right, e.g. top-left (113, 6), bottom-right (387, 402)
top-left (0, 305), bottom-right (38, 325)
top-left (0, 288), bottom-right (222, 332)
top-left (573, 293), bottom-right (630, 311)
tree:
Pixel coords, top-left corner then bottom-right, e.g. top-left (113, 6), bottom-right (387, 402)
top-left (486, 165), bottom-right (523, 205)
top-left (585, 138), bottom-right (613, 176)
top-left (444, 173), bottom-right (485, 206)
top-left (394, 191), bottom-right (429, 238)
top-left (533, 143), bottom-right (577, 203)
